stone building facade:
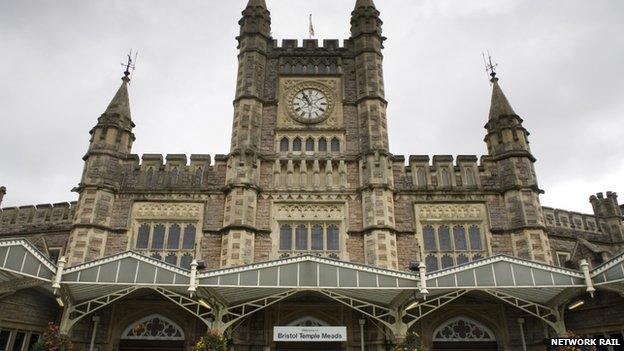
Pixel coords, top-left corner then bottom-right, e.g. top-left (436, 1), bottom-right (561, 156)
top-left (1, 1), bottom-right (624, 351)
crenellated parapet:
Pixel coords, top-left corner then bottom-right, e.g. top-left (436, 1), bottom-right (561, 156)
top-left (0, 202), bottom-right (77, 234)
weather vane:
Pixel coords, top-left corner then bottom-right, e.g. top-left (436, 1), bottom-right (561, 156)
top-left (482, 51), bottom-right (498, 79)
top-left (121, 50), bottom-right (138, 77)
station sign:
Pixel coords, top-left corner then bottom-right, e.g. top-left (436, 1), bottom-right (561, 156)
top-left (273, 326), bottom-right (347, 342)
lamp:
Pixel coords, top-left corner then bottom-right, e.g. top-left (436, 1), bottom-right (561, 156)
top-left (567, 299), bottom-right (585, 310)
top-left (199, 298), bottom-right (212, 309)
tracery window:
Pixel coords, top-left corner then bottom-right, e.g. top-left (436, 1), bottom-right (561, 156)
top-left (330, 138), bottom-right (340, 152)
top-left (422, 224), bottom-right (487, 272)
top-left (432, 316), bottom-right (496, 342)
top-left (279, 222), bottom-right (341, 256)
top-left (121, 314), bottom-right (185, 341)
top-left (293, 137), bottom-right (302, 152)
top-left (280, 137), bottom-right (289, 152)
top-left (465, 168), bottom-right (476, 186)
top-left (318, 138), bottom-right (327, 152)
top-left (440, 168), bottom-right (451, 187)
top-left (134, 222), bottom-right (197, 269)
top-left (306, 138), bottom-right (315, 152)
top-left (416, 168), bottom-right (427, 187)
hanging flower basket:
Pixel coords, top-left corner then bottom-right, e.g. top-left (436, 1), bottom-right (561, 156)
top-left (393, 331), bottom-right (421, 351)
top-left (552, 331), bottom-right (597, 351)
top-left (193, 330), bottom-right (228, 351)
top-left (32, 322), bottom-right (73, 351)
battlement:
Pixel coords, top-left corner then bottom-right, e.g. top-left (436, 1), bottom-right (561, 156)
top-left (269, 39), bottom-right (352, 52)
top-left (123, 153), bottom-right (228, 168)
top-left (0, 202), bottom-right (77, 232)
top-left (542, 206), bottom-right (603, 233)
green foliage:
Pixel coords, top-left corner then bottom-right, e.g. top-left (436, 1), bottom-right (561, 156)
top-left (32, 322), bottom-right (73, 351)
top-left (193, 330), bottom-right (228, 351)
top-left (393, 331), bottom-right (421, 351)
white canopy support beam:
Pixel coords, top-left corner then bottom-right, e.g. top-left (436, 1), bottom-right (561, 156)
top-left (401, 289), bottom-right (468, 329)
top-left (153, 287), bottom-right (214, 326)
top-left (318, 289), bottom-right (397, 330)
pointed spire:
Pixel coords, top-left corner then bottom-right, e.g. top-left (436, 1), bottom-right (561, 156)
top-left (239, 0), bottom-right (271, 38)
top-left (103, 75), bottom-right (132, 121)
top-left (354, 0), bottom-right (376, 9)
top-left (246, 0), bottom-right (267, 8)
top-left (351, 0), bottom-right (382, 38)
top-left (488, 76), bottom-right (517, 120)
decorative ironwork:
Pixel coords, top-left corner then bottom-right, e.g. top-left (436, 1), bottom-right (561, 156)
top-left (121, 314), bottom-right (184, 340)
top-left (432, 316), bottom-right (496, 342)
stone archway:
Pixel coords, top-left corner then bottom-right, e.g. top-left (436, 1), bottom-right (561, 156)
top-left (431, 316), bottom-right (498, 351)
top-left (118, 314), bottom-right (185, 351)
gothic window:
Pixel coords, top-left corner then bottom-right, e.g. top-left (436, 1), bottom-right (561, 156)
top-left (167, 224), bottom-right (180, 249)
top-left (311, 225), bottom-right (323, 251)
top-left (469, 225), bottom-right (482, 250)
top-left (465, 168), bottom-right (476, 186)
top-left (280, 137), bottom-right (289, 152)
top-left (441, 254), bottom-right (454, 269)
top-left (330, 138), bottom-right (340, 152)
top-left (287, 316), bottom-right (329, 327)
top-left (306, 137), bottom-right (315, 151)
top-left (293, 137), bottom-right (302, 152)
top-left (135, 221), bottom-right (198, 269)
top-left (473, 253), bottom-right (484, 261)
top-left (280, 225), bottom-right (293, 251)
top-left (438, 225), bottom-right (451, 251)
top-left (433, 317), bottom-right (496, 342)
top-left (146, 168), bottom-right (155, 187)
top-left (295, 224), bottom-right (308, 250)
top-left (318, 138), bottom-right (327, 152)
top-left (417, 168), bottom-right (427, 187)
top-left (47, 247), bottom-right (62, 264)
top-left (180, 253), bottom-right (193, 270)
top-left (137, 224), bottom-right (150, 249)
top-left (170, 168), bottom-right (179, 186)
top-left (423, 225), bottom-right (436, 251)
top-left (152, 224), bottom-right (165, 249)
top-left (425, 254), bottom-right (439, 272)
top-left (457, 254), bottom-right (469, 265)
top-left (327, 225), bottom-right (339, 251)
top-left (440, 168), bottom-right (451, 187)
top-left (121, 314), bottom-right (185, 341)
top-left (183, 224), bottom-right (196, 250)
top-left (453, 225), bottom-right (467, 251)
top-left (194, 168), bottom-right (203, 186)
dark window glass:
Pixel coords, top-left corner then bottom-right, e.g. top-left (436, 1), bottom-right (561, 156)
top-left (472, 254), bottom-right (484, 261)
top-left (306, 138), bottom-right (315, 151)
top-left (417, 168), bottom-right (426, 186)
top-left (280, 225), bottom-right (292, 251)
top-left (425, 254), bottom-right (438, 272)
top-left (27, 333), bottom-right (40, 351)
top-left (296, 225), bottom-right (308, 250)
top-left (327, 225), bottom-right (339, 251)
top-left (0, 330), bottom-right (10, 351)
top-left (137, 224), bottom-right (150, 249)
top-left (48, 248), bottom-right (61, 264)
top-left (310, 225), bottom-right (323, 251)
top-left (280, 137), bottom-right (289, 152)
top-left (453, 226), bottom-right (467, 251)
top-left (167, 224), bottom-right (181, 249)
top-left (318, 138), bottom-right (327, 152)
top-left (293, 138), bottom-right (302, 151)
top-left (180, 253), bottom-right (193, 270)
top-left (438, 225), bottom-right (451, 251)
top-left (151, 224), bottom-right (165, 249)
top-left (151, 253), bottom-right (162, 260)
top-left (12, 332), bottom-right (25, 351)
top-left (183, 225), bottom-right (196, 250)
top-left (423, 225), bottom-right (436, 251)
top-left (330, 138), bottom-right (340, 152)
top-left (457, 254), bottom-right (469, 265)
top-left (165, 253), bottom-right (177, 265)
top-left (469, 225), bottom-right (482, 250)
top-left (441, 255), bottom-right (454, 269)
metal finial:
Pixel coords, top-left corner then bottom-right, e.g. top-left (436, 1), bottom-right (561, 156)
top-left (482, 51), bottom-right (498, 81)
top-left (121, 50), bottom-right (138, 78)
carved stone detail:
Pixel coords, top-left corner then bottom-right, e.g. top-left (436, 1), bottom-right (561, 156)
top-left (134, 202), bottom-right (203, 220)
top-left (275, 203), bottom-right (344, 220)
top-left (417, 204), bottom-right (483, 221)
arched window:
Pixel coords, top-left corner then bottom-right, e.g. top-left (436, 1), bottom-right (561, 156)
top-left (152, 224), bottom-right (165, 249)
top-left (457, 254), bottom-right (469, 265)
top-left (280, 225), bottom-right (292, 251)
top-left (469, 225), bottom-right (482, 250)
top-left (137, 224), bottom-right (150, 249)
top-left (122, 314), bottom-right (185, 341)
top-left (441, 254), bottom-right (454, 268)
top-left (327, 225), bottom-right (339, 251)
top-left (318, 138), bottom-right (327, 152)
top-left (330, 138), bottom-right (340, 152)
top-left (417, 168), bottom-right (427, 187)
top-left (465, 168), bottom-right (476, 187)
top-left (295, 224), bottom-right (308, 250)
top-left (170, 168), bottom-right (178, 186)
top-left (311, 225), bottom-right (323, 250)
top-left (280, 137), bottom-right (289, 152)
top-left (288, 316), bottom-right (329, 327)
top-left (423, 225), bottom-right (436, 251)
top-left (194, 168), bottom-right (203, 186)
top-left (425, 254), bottom-right (438, 272)
top-left (146, 168), bottom-right (154, 187)
top-left (440, 169), bottom-right (450, 187)
top-left (183, 225), bottom-right (196, 250)
top-left (438, 225), bottom-right (451, 251)
top-left (453, 226), bottom-right (467, 251)
top-left (151, 253), bottom-right (162, 260)
top-left (306, 138), bottom-right (315, 152)
top-left (167, 224), bottom-right (180, 249)
top-left (432, 316), bottom-right (496, 342)
top-left (180, 253), bottom-right (193, 270)
top-left (472, 254), bottom-right (484, 261)
top-left (292, 137), bottom-right (302, 152)
top-left (165, 253), bottom-right (177, 265)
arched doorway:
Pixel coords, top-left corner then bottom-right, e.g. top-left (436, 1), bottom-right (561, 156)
top-left (118, 314), bottom-right (185, 351)
top-left (431, 316), bottom-right (498, 350)
top-left (275, 315), bottom-right (343, 351)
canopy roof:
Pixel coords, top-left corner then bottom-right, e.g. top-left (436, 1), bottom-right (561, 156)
top-left (0, 238), bottom-right (56, 283)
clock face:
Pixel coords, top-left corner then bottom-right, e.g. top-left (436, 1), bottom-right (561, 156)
top-left (292, 89), bottom-right (328, 121)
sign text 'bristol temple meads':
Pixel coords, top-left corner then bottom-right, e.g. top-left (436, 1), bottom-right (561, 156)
top-left (1, 1), bottom-right (624, 350)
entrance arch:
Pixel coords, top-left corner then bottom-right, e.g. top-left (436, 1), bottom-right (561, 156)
top-left (432, 316), bottom-right (498, 350)
top-left (119, 314), bottom-right (185, 351)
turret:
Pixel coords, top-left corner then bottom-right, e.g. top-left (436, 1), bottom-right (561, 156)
top-left (0, 186), bottom-right (5, 207)
top-left (484, 71), bottom-right (552, 263)
top-left (590, 192), bottom-right (624, 241)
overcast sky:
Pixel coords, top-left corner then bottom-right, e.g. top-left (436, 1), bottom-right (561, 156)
top-left (1, 0), bottom-right (623, 214)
